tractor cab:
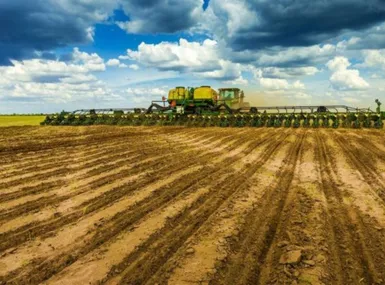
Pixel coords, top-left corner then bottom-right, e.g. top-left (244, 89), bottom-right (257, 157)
top-left (218, 88), bottom-right (248, 109)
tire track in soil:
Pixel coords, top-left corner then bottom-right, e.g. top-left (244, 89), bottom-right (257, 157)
top-left (0, 151), bottom-right (170, 223)
top-left (0, 128), bottom-right (172, 154)
top-left (316, 132), bottom-right (385, 284)
top-left (0, 130), bottom-right (258, 257)
top-left (0, 130), bottom-right (238, 219)
top-left (0, 127), bottom-right (224, 180)
top-left (350, 136), bottom-right (385, 163)
top-left (0, 127), bottom-right (188, 167)
top-left (0, 129), bottom-right (225, 213)
top-left (0, 139), bottom-right (150, 180)
top-left (97, 131), bottom-right (291, 285)
top-left (0, 137), bottom-right (132, 176)
top-left (0, 130), bottom-right (219, 202)
top-left (0, 126), bottom-right (204, 166)
top-left (253, 133), bottom-right (333, 285)
top-left (0, 129), bottom-right (264, 282)
top-left (0, 127), bottom-right (195, 171)
top-left (333, 133), bottom-right (385, 203)
top-left (149, 133), bottom-right (294, 285)
top-left (209, 131), bottom-right (305, 285)
top-left (0, 133), bottom-right (238, 237)
top-left (0, 165), bottom-right (203, 279)
top-left (0, 129), bottom-right (214, 196)
top-left (0, 130), bottom-right (191, 189)
top-left (3, 129), bottom-right (276, 283)
top-left (0, 181), bottom-right (66, 204)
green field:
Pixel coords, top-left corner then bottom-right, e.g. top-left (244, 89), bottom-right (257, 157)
top-left (0, 116), bottom-right (46, 127)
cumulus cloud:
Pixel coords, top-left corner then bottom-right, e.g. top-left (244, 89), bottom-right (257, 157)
top-left (251, 67), bottom-right (307, 90)
top-left (326, 56), bottom-right (369, 90)
top-left (258, 78), bottom-right (305, 90)
top-left (126, 87), bottom-right (168, 103)
top-left (126, 87), bottom-right (167, 96)
top-left (0, 48), bottom-right (113, 103)
top-left (362, 49), bottom-right (385, 69)
top-left (256, 44), bottom-right (336, 67)
top-left (72, 48), bottom-right (106, 71)
top-left (117, 0), bottom-right (202, 33)
top-left (106, 59), bottom-right (120, 67)
top-left (123, 38), bottom-right (244, 82)
top-left (223, 76), bottom-right (248, 85)
top-left (128, 64), bottom-right (139, 70)
top-left (259, 78), bottom-right (290, 90)
top-left (125, 39), bottom-right (220, 72)
top-left (253, 67), bottom-right (319, 79)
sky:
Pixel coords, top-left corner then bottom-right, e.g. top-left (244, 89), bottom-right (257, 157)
top-left (1, 0), bottom-right (385, 113)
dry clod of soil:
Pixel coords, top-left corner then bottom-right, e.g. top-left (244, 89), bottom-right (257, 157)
top-left (279, 250), bottom-right (303, 265)
top-left (186, 248), bottom-right (195, 254)
top-left (303, 259), bottom-right (316, 266)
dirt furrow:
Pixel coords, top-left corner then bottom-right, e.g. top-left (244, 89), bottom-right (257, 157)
top-left (333, 133), bottom-right (385, 202)
top-left (0, 129), bottom-right (227, 193)
top-left (0, 128), bottom-right (169, 154)
top-left (209, 131), bottom-right (305, 285)
top-left (0, 131), bottom-right (240, 236)
top-left (251, 133), bottom-right (333, 285)
top-left (0, 139), bottom-right (129, 177)
top-left (153, 134), bottom-right (294, 285)
top-left (1, 127), bottom-right (384, 285)
top-left (1, 130), bottom-right (268, 284)
top-left (0, 131), bottom-right (254, 256)
top-left (0, 151), bottom-right (169, 222)
top-left (316, 132), bottom-right (385, 284)
top-left (0, 128), bottom-right (205, 171)
top-left (0, 130), bottom-right (231, 215)
top-left (0, 133), bottom-right (173, 188)
top-left (97, 131), bottom-right (290, 285)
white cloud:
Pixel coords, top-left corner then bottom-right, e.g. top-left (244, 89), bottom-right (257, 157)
top-left (0, 48), bottom-right (115, 103)
top-left (252, 66), bottom-right (319, 79)
top-left (371, 73), bottom-right (382, 79)
top-left (257, 44), bottom-right (336, 67)
top-left (126, 39), bottom-right (220, 71)
top-left (326, 56), bottom-right (350, 71)
top-left (199, 60), bottom-right (243, 80)
top-left (223, 76), bottom-right (248, 85)
top-left (123, 38), bottom-right (244, 82)
top-left (259, 78), bottom-right (290, 90)
top-left (262, 89), bottom-right (312, 103)
top-left (292, 80), bottom-right (306, 90)
top-left (255, 70), bottom-right (306, 90)
top-left (106, 58), bottom-right (120, 66)
top-left (327, 56), bottom-right (369, 90)
top-left (60, 74), bottom-right (97, 84)
top-left (203, 0), bottom-right (259, 38)
top-left (343, 97), bottom-right (360, 103)
top-left (72, 48), bottom-right (105, 71)
top-left (362, 49), bottom-right (385, 69)
top-left (128, 64), bottom-right (139, 70)
top-left (125, 87), bottom-right (168, 103)
top-left (126, 87), bottom-right (167, 97)
top-left (293, 92), bottom-right (311, 99)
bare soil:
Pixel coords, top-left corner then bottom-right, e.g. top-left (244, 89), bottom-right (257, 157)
top-left (0, 126), bottom-right (385, 285)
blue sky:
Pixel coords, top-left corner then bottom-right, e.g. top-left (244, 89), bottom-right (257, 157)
top-left (1, 0), bottom-right (385, 113)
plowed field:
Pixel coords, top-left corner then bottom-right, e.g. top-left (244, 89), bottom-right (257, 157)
top-left (1, 126), bottom-right (385, 285)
